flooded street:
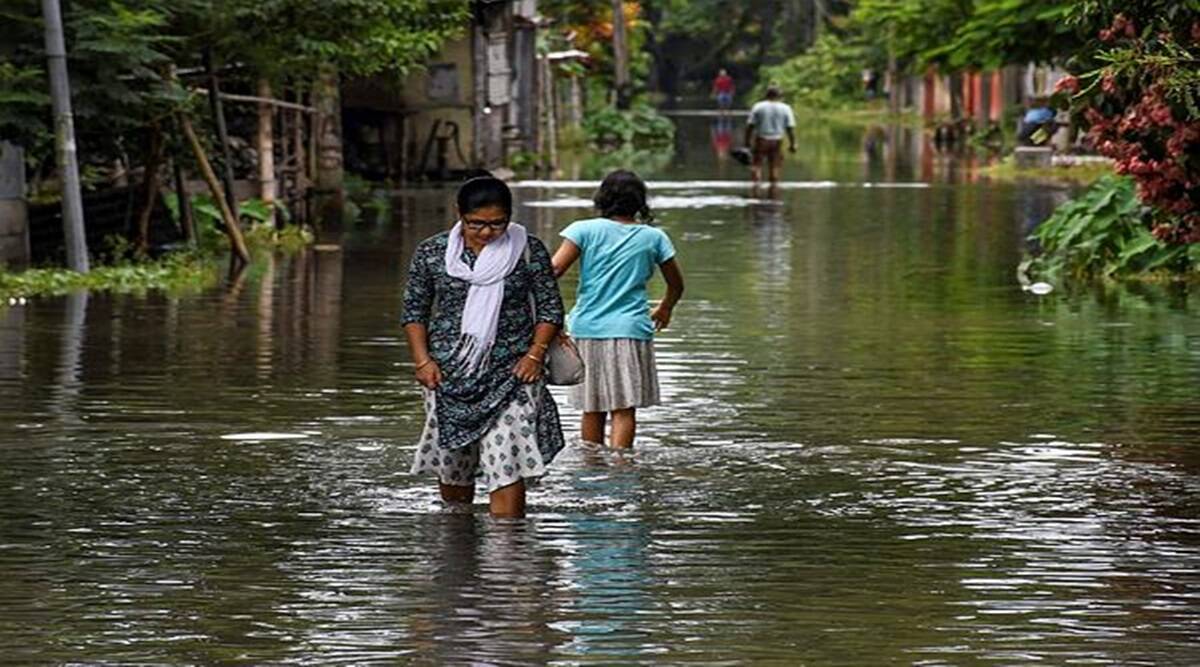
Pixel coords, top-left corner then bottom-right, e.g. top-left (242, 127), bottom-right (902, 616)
top-left (2, 117), bottom-right (1199, 663)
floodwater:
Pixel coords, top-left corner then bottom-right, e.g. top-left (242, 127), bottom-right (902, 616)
top-left (2, 116), bottom-right (1199, 664)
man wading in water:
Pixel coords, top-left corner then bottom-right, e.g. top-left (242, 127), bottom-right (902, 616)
top-left (744, 84), bottom-right (796, 192)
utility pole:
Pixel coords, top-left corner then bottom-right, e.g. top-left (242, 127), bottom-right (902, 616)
top-left (40, 0), bottom-right (89, 273)
top-left (612, 0), bottom-right (630, 109)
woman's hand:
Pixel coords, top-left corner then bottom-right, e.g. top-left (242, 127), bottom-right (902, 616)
top-left (513, 354), bottom-right (545, 384)
top-left (650, 303), bottom-right (674, 331)
top-left (415, 360), bottom-right (442, 389)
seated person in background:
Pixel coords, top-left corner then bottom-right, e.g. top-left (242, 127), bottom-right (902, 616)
top-left (1018, 97), bottom-right (1058, 146)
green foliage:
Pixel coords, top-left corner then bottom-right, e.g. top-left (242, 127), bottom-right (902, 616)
top-left (1, 0), bottom-right (470, 178)
top-left (1027, 175), bottom-right (1194, 282)
top-left (216, 0), bottom-right (470, 79)
top-left (756, 33), bottom-right (878, 109)
top-left (637, 0), bottom-right (843, 100)
top-left (507, 150), bottom-right (539, 175)
top-left (852, 0), bottom-right (975, 69)
top-left (0, 250), bottom-right (218, 299)
top-left (939, 0), bottom-right (1079, 69)
top-left (583, 105), bottom-right (675, 149)
top-left (852, 0), bottom-right (1082, 72)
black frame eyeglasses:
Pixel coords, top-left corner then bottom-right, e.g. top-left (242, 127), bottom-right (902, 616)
top-left (462, 217), bottom-right (510, 231)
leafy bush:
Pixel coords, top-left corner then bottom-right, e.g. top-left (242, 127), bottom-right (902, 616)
top-left (583, 105), bottom-right (674, 149)
top-left (1027, 174), bottom-right (1198, 281)
top-left (755, 33), bottom-right (878, 109)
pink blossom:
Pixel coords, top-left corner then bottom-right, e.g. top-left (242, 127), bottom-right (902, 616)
top-left (1112, 14), bottom-right (1135, 39)
top-left (1054, 75), bottom-right (1080, 94)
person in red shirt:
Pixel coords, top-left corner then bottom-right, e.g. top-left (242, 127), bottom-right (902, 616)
top-left (711, 69), bottom-right (735, 114)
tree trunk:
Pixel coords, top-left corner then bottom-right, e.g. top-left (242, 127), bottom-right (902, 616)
top-left (569, 75), bottom-right (582, 128)
top-left (256, 77), bottom-right (276, 226)
top-left (170, 156), bottom-right (194, 245)
top-left (313, 63), bottom-right (344, 192)
top-left (611, 0), bottom-right (631, 109)
top-left (179, 112), bottom-right (251, 265)
top-left (292, 96), bottom-right (309, 223)
top-left (135, 122), bottom-right (164, 254)
top-left (756, 1), bottom-right (779, 67)
top-left (949, 71), bottom-right (964, 121)
top-left (887, 28), bottom-right (900, 114)
top-left (542, 56), bottom-right (557, 170)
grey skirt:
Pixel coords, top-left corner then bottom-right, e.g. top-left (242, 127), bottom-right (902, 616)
top-left (567, 338), bottom-right (661, 413)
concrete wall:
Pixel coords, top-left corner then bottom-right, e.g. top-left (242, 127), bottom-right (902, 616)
top-left (0, 142), bottom-right (30, 267)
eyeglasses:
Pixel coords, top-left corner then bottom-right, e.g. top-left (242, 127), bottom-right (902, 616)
top-left (462, 217), bottom-right (510, 231)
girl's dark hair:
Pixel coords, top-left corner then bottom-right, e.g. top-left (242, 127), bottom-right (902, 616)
top-left (594, 169), bottom-right (654, 223)
top-left (457, 174), bottom-right (513, 216)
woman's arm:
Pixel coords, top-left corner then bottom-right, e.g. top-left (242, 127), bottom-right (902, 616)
top-left (400, 245), bottom-right (441, 388)
top-left (551, 239), bottom-right (581, 278)
top-left (404, 323), bottom-right (442, 388)
top-left (516, 238), bottom-right (566, 383)
top-left (650, 258), bottom-right (685, 331)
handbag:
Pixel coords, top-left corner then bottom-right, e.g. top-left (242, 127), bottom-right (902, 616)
top-left (524, 242), bottom-right (585, 385)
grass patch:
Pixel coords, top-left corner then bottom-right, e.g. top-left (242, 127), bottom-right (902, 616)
top-left (980, 156), bottom-right (1114, 185)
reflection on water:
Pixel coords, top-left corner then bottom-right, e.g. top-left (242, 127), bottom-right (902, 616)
top-left (1, 118), bottom-right (1198, 663)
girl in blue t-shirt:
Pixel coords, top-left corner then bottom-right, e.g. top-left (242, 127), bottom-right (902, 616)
top-left (552, 170), bottom-right (685, 448)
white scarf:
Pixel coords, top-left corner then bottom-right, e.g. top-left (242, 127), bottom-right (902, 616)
top-left (444, 220), bottom-right (528, 373)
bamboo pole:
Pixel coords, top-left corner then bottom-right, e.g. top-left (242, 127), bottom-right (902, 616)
top-left (179, 112), bottom-right (251, 265)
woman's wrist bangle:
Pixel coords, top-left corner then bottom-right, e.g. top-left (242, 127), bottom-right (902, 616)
top-left (525, 353), bottom-right (544, 363)
top-left (414, 358), bottom-right (433, 371)
top-left (531, 341), bottom-right (549, 350)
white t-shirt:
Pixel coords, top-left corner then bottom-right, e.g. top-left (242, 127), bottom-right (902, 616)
top-left (747, 101), bottom-right (796, 140)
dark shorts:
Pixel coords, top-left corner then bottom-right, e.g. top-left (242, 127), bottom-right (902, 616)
top-left (716, 92), bottom-right (733, 109)
top-left (752, 138), bottom-right (783, 167)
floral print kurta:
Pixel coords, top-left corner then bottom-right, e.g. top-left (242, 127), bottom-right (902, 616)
top-left (401, 230), bottom-right (566, 462)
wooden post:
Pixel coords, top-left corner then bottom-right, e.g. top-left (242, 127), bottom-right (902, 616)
top-left (179, 112), bottom-right (251, 265)
top-left (203, 48), bottom-right (239, 220)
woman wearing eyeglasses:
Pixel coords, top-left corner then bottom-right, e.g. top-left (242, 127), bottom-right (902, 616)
top-left (402, 175), bottom-right (566, 518)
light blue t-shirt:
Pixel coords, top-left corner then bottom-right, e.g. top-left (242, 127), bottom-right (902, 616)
top-left (561, 217), bottom-right (676, 340)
